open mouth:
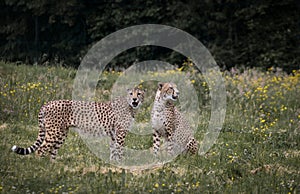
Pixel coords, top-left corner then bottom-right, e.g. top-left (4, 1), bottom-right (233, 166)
top-left (132, 102), bottom-right (139, 107)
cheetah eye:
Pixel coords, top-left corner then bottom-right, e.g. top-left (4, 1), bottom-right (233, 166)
top-left (169, 87), bottom-right (173, 90)
top-left (137, 92), bottom-right (141, 96)
top-left (129, 92), bottom-right (133, 95)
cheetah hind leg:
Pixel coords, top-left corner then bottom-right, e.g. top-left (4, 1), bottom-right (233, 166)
top-left (50, 129), bottom-right (68, 161)
top-left (36, 141), bottom-right (48, 157)
top-left (36, 130), bottom-right (56, 158)
top-left (36, 139), bottom-right (53, 158)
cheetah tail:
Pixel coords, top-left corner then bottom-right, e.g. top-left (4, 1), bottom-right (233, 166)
top-left (11, 131), bottom-right (45, 155)
top-left (11, 106), bottom-right (47, 155)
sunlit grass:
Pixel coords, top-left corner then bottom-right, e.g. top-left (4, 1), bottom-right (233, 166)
top-left (0, 61), bottom-right (299, 193)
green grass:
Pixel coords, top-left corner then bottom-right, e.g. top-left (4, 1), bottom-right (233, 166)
top-left (0, 61), bottom-right (299, 193)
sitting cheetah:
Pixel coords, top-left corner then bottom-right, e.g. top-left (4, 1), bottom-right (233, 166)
top-left (12, 87), bottom-right (145, 161)
top-left (151, 82), bottom-right (198, 156)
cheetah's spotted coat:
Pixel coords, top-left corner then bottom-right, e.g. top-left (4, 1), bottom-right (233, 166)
top-left (151, 82), bottom-right (198, 155)
top-left (12, 88), bottom-right (145, 161)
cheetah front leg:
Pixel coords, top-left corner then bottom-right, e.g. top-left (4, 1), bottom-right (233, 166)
top-left (153, 130), bottom-right (161, 155)
top-left (186, 138), bottom-right (199, 154)
top-left (153, 127), bottom-right (174, 156)
top-left (110, 128), bottom-right (127, 161)
top-left (165, 123), bottom-right (175, 156)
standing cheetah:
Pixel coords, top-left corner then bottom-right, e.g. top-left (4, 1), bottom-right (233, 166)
top-left (12, 87), bottom-right (145, 161)
top-left (151, 82), bottom-right (198, 156)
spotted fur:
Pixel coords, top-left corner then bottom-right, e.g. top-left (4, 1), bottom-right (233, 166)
top-left (151, 82), bottom-right (198, 155)
top-left (12, 88), bottom-right (145, 161)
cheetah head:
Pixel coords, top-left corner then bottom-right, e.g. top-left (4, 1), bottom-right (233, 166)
top-left (127, 87), bottom-right (145, 109)
top-left (158, 82), bottom-right (180, 101)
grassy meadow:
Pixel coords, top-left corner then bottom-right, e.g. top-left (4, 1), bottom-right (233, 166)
top-left (0, 61), bottom-right (299, 193)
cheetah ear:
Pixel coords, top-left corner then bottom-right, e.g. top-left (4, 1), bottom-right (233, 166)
top-left (158, 82), bottom-right (164, 90)
top-left (137, 84), bottom-right (146, 92)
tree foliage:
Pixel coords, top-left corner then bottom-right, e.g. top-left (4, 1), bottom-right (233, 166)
top-left (0, 0), bottom-right (299, 71)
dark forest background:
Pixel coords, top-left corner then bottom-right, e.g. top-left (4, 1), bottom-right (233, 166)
top-left (1, 0), bottom-right (299, 72)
